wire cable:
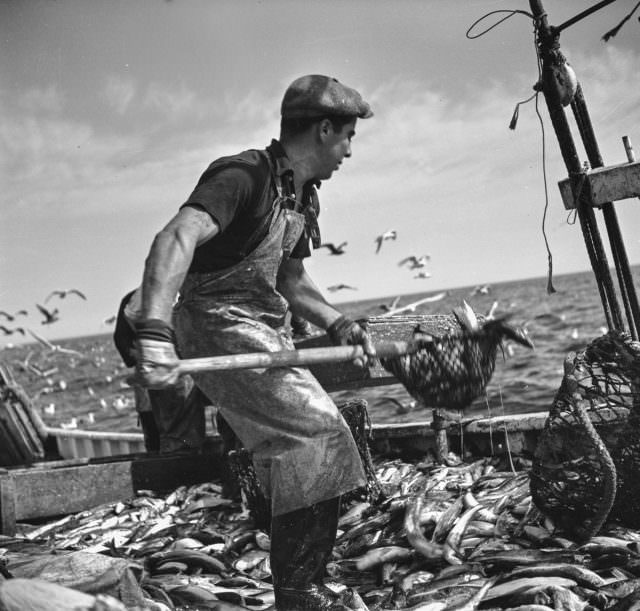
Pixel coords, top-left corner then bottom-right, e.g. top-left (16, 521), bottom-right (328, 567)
top-left (466, 9), bottom-right (534, 39)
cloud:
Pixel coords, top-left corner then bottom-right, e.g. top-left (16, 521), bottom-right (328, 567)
top-left (567, 46), bottom-right (640, 155)
top-left (224, 87), bottom-right (279, 125)
top-left (104, 75), bottom-right (136, 115)
top-left (314, 44), bottom-right (640, 292)
top-left (2, 42), bottom-right (637, 277)
top-left (143, 81), bottom-right (202, 119)
top-left (19, 85), bottom-right (65, 113)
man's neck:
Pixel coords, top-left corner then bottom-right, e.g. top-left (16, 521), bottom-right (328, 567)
top-left (280, 140), bottom-right (316, 197)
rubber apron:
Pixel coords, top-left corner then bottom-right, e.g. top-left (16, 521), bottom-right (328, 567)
top-left (174, 181), bottom-right (366, 516)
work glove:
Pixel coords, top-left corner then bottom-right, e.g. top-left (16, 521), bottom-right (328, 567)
top-left (290, 314), bottom-right (314, 339)
top-left (133, 319), bottom-right (181, 388)
top-left (327, 315), bottom-right (376, 368)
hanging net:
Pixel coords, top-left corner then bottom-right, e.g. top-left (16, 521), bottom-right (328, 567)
top-left (530, 330), bottom-right (640, 541)
top-left (338, 398), bottom-right (383, 506)
top-left (380, 317), bottom-right (533, 411)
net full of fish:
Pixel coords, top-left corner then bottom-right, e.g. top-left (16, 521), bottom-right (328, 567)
top-left (380, 302), bottom-right (534, 410)
top-left (5, 451), bottom-right (640, 611)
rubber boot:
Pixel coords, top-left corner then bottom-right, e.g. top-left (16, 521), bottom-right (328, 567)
top-left (270, 496), bottom-right (350, 610)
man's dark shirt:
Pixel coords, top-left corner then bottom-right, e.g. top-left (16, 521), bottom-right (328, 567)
top-left (183, 140), bottom-right (318, 273)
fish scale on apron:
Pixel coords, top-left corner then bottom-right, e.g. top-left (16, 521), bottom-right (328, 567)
top-left (174, 169), bottom-right (366, 516)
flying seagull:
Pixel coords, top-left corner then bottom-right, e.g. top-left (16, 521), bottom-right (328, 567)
top-left (12, 350), bottom-right (34, 373)
top-left (398, 255), bottom-right (430, 269)
top-left (0, 325), bottom-right (26, 336)
top-left (374, 229), bottom-right (397, 254)
top-left (36, 303), bottom-right (60, 325)
top-left (379, 291), bottom-right (448, 317)
top-left (327, 284), bottom-right (357, 292)
top-left (28, 329), bottom-right (84, 357)
top-left (319, 242), bottom-right (348, 255)
top-left (379, 296), bottom-right (402, 312)
top-left (0, 310), bottom-right (28, 322)
top-left (45, 288), bottom-right (87, 303)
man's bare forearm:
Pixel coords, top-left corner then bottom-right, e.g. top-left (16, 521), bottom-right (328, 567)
top-left (277, 259), bottom-right (342, 330)
top-left (140, 207), bottom-right (218, 324)
top-left (140, 228), bottom-right (193, 323)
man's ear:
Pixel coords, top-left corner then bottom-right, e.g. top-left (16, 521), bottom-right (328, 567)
top-left (317, 118), bottom-right (333, 139)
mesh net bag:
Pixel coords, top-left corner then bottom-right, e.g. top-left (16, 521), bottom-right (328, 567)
top-left (379, 317), bottom-right (532, 410)
top-left (531, 330), bottom-right (640, 540)
top-left (338, 399), bottom-right (383, 506)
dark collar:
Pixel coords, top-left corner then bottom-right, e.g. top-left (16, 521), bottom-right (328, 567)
top-left (267, 139), bottom-right (293, 180)
top-left (267, 139), bottom-right (320, 191)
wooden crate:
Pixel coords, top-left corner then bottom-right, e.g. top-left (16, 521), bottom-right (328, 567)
top-left (0, 440), bottom-right (223, 536)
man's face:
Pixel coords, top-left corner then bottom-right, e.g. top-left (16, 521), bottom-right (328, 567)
top-left (316, 118), bottom-right (357, 181)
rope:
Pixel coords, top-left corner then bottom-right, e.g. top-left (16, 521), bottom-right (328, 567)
top-left (534, 79), bottom-right (556, 295)
top-left (465, 9), bottom-right (534, 39)
top-left (572, 395), bottom-right (618, 541)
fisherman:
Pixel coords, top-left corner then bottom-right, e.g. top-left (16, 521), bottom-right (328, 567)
top-left (132, 75), bottom-right (376, 610)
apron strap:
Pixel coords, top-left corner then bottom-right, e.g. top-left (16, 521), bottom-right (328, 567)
top-left (265, 149), bottom-right (322, 249)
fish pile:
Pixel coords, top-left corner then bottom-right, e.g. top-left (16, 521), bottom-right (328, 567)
top-left (4, 454), bottom-right (640, 610)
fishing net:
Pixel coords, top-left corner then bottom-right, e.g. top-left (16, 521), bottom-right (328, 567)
top-left (379, 317), bottom-right (532, 411)
top-left (531, 330), bottom-right (640, 540)
top-left (338, 399), bottom-right (383, 507)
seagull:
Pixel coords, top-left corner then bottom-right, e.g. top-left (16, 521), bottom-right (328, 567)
top-left (398, 255), bottom-right (430, 269)
top-left (60, 417), bottom-right (78, 430)
top-left (12, 350), bottom-right (34, 372)
top-left (319, 242), bottom-right (348, 255)
top-left (374, 230), bottom-right (397, 254)
top-left (327, 284), bottom-right (358, 292)
top-left (414, 271), bottom-right (432, 279)
top-left (0, 310), bottom-right (28, 322)
top-left (470, 284), bottom-right (491, 296)
top-left (380, 291), bottom-right (448, 317)
top-left (27, 329), bottom-right (84, 357)
top-left (379, 296), bottom-right (402, 312)
top-left (81, 412), bottom-right (95, 425)
top-left (103, 315), bottom-right (117, 325)
top-left (28, 362), bottom-right (59, 378)
top-left (45, 288), bottom-right (87, 303)
top-left (486, 301), bottom-right (499, 319)
top-left (36, 303), bottom-right (60, 325)
top-left (0, 325), bottom-right (26, 336)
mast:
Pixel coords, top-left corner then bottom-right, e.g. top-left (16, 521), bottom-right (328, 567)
top-left (529, 0), bottom-right (640, 339)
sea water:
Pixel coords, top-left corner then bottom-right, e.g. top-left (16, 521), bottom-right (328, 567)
top-left (2, 266), bottom-right (638, 433)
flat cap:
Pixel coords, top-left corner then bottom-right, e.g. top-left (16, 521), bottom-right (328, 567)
top-left (281, 75), bottom-right (373, 120)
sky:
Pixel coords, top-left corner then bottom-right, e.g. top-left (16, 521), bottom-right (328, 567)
top-left (1, 0), bottom-right (639, 344)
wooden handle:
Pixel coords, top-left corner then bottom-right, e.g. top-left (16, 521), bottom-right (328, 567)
top-left (176, 340), bottom-right (419, 375)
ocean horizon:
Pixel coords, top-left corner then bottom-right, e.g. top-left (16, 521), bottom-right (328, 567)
top-left (2, 264), bottom-right (638, 433)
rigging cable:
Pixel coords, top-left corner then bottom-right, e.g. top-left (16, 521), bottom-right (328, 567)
top-left (467, 9), bottom-right (557, 294)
